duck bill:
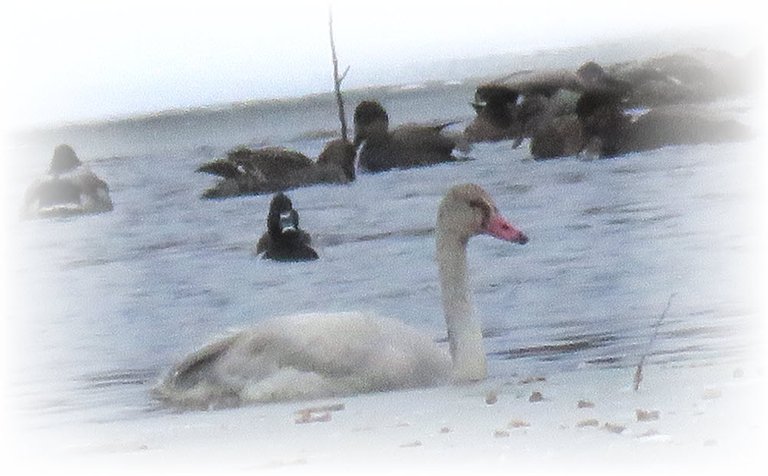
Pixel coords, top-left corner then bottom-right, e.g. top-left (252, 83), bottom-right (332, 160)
top-left (279, 211), bottom-right (298, 234)
top-left (483, 213), bottom-right (528, 244)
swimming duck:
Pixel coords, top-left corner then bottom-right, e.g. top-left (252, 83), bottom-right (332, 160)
top-left (22, 144), bottom-right (113, 219)
top-left (198, 139), bottom-right (356, 199)
top-left (353, 101), bottom-right (464, 173)
top-left (530, 90), bottom-right (752, 160)
top-left (254, 192), bottom-right (318, 262)
top-left (607, 50), bottom-right (757, 107)
top-left (464, 62), bottom-right (631, 145)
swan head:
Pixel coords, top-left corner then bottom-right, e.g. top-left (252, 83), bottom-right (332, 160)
top-left (438, 184), bottom-right (528, 245)
top-left (267, 192), bottom-right (301, 238)
top-left (353, 101), bottom-right (390, 148)
top-left (49, 144), bottom-right (82, 175)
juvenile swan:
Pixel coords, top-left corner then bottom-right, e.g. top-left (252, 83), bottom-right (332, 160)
top-left (153, 184), bottom-right (528, 408)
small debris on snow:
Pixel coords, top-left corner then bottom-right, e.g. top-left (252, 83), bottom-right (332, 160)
top-left (576, 419), bottom-right (600, 428)
top-left (636, 409), bottom-right (660, 422)
top-left (295, 411), bottom-right (331, 424)
top-left (702, 388), bottom-right (722, 400)
top-left (603, 423), bottom-right (626, 434)
top-left (294, 402), bottom-right (344, 424)
top-left (400, 441), bottom-right (423, 448)
top-left (485, 391), bottom-right (498, 405)
top-left (508, 419), bottom-right (530, 428)
top-left (577, 400), bottom-right (595, 409)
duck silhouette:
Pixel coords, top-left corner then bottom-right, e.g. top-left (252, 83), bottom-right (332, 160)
top-left (198, 139), bottom-right (355, 199)
top-left (254, 192), bottom-right (318, 262)
top-left (353, 101), bottom-right (464, 173)
top-left (23, 144), bottom-right (113, 218)
top-left (464, 62), bottom-right (631, 145)
top-left (530, 89), bottom-right (752, 159)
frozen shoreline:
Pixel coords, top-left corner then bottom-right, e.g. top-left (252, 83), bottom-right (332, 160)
top-left (7, 358), bottom-right (765, 475)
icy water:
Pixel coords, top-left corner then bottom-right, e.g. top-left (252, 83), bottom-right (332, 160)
top-left (3, 84), bottom-right (762, 432)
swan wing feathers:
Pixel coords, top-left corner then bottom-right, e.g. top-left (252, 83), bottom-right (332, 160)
top-left (154, 313), bottom-right (451, 408)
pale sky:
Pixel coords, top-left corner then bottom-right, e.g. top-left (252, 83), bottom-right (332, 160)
top-left (0, 0), bottom-right (759, 130)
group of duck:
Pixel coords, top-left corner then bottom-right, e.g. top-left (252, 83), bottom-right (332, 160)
top-left (24, 51), bottom-right (756, 237)
top-left (194, 49), bottom-right (755, 199)
top-left (465, 51), bottom-right (756, 158)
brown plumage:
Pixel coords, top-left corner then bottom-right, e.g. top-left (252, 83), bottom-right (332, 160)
top-left (198, 139), bottom-right (356, 199)
top-left (353, 101), bottom-right (465, 172)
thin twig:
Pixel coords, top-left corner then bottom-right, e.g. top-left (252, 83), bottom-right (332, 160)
top-left (633, 293), bottom-right (677, 392)
top-left (339, 65), bottom-right (350, 83)
top-left (328, 8), bottom-right (349, 142)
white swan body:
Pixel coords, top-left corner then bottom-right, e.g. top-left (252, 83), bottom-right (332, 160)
top-left (155, 312), bottom-right (452, 406)
top-left (154, 184), bottom-right (528, 408)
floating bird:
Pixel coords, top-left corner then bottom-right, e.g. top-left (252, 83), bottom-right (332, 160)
top-left (353, 100), bottom-right (465, 173)
top-left (198, 139), bottom-right (356, 199)
top-left (153, 184), bottom-right (528, 408)
top-left (254, 192), bottom-right (318, 262)
top-left (22, 144), bottom-right (113, 219)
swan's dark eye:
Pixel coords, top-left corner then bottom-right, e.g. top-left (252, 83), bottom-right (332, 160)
top-left (468, 199), bottom-right (491, 224)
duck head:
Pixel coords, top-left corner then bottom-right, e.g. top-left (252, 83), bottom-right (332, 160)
top-left (471, 85), bottom-right (520, 129)
top-left (267, 192), bottom-right (301, 239)
top-left (49, 144), bottom-right (82, 175)
top-left (353, 101), bottom-right (389, 148)
top-left (576, 91), bottom-right (631, 157)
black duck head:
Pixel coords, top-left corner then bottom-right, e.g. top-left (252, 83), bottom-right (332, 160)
top-left (49, 144), bottom-right (82, 175)
top-left (472, 85), bottom-right (520, 128)
top-left (353, 101), bottom-right (389, 147)
top-left (267, 192), bottom-right (300, 238)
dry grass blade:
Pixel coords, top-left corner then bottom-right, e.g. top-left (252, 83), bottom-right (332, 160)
top-left (633, 293), bottom-right (676, 391)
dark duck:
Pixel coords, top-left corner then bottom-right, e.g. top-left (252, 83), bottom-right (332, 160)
top-left (254, 192), bottom-right (318, 262)
top-left (197, 139), bottom-right (356, 199)
top-left (22, 144), bottom-right (113, 219)
top-left (463, 57), bottom-right (753, 160)
top-left (464, 61), bottom-right (631, 146)
top-left (353, 101), bottom-right (464, 173)
top-left (574, 90), bottom-right (753, 158)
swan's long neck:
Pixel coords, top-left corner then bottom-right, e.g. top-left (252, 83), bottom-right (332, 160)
top-left (436, 230), bottom-right (487, 382)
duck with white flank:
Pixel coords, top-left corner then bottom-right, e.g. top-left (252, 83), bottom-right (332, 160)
top-left (353, 100), bottom-right (466, 173)
top-left (23, 144), bottom-right (113, 219)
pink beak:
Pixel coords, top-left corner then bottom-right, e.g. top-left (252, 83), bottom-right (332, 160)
top-left (484, 212), bottom-right (528, 244)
